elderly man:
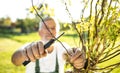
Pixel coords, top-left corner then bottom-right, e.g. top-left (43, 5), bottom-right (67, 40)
top-left (11, 17), bottom-right (86, 73)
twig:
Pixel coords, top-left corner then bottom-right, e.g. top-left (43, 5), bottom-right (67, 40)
top-left (91, 62), bottom-right (120, 70)
top-left (99, 52), bottom-right (120, 63)
top-left (99, 49), bottom-right (120, 62)
top-left (93, 0), bottom-right (99, 39)
top-left (63, 0), bottom-right (84, 49)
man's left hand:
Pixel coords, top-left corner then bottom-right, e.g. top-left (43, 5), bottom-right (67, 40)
top-left (69, 48), bottom-right (86, 69)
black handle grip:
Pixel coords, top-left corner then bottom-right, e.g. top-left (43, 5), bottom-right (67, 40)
top-left (23, 39), bottom-right (55, 66)
top-left (44, 39), bottom-right (55, 49)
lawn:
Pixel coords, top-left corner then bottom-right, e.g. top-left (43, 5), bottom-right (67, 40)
top-left (0, 33), bottom-right (40, 73)
top-left (0, 31), bottom-right (119, 73)
top-left (0, 38), bottom-right (25, 73)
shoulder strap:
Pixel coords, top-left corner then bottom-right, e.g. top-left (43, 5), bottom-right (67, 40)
top-left (54, 50), bottom-right (59, 73)
top-left (35, 59), bottom-right (40, 73)
top-left (35, 50), bottom-right (59, 73)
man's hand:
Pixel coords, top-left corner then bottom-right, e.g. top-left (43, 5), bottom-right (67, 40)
top-left (11, 41), bottom-right (47, 66)
top-left (69, 48), bottom-right (86, 69)
top-left (23, 41), bottom-right (47, 62)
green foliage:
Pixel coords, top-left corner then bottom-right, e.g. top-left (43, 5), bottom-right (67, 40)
top-left (0, 17), bottom-right (39, 34)
top-left (16, 18), bottom-right (39, 33)
top-left (29, 3), bottom-right (54, 18)
top-left (62, 0), bottom-right (120, 72)
top-left (60, 23), bottom-right (70, 30)
top-left (3, 17), bottom-right (11, 26)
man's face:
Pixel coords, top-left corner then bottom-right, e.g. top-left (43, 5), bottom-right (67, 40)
top-left (39, 19), bottom-right (57, 41)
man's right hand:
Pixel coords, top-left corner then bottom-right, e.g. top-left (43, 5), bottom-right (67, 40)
top-left (11, 41), bottom-right (47, 66)
top-left (23, 41), bottom-right (47, 62)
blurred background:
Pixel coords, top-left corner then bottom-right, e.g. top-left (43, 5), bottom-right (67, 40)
top-left (0, 0), bottom-right (120, 73)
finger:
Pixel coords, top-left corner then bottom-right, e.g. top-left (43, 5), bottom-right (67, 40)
top-left (68, 48), bottom-right (78, 57)
top-left (22, 48), bottom-right (29, 61)
top-left (73, 62), bottom-right (84, 69)
top-left (31, 42), bottom-right (40, 59)
top-left (37, 41), bottom-right (45, 57)
top-left (26, 45), bottom-right (36, 62)
top-left (62, 52), bottom-right (69, 60)
top-left (42, 50), bottom-right (47, 57)
top-left (73, 57), bottom-right (84, 64)
top-left (68, 49), bottom-right (74, 56)
top-left (46, 46), bottom-right (54, 53)
top-left (72, 48), bottom-right (77, 53)
top-left (70, 50), bottom-right (82, 63)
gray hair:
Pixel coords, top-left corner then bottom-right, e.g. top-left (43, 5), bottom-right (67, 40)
top-left (39, 17), bottom-right (60, 33)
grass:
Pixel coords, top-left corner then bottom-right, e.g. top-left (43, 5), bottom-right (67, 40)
top-left (0, 32), bottom-right (40, 73)
top-left (0, 31), bottom-right (119, 73)
top-left (0, 38), bottom-right (25, 73)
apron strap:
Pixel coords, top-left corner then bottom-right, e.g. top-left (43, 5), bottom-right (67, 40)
top-left (35, 59), bottom-right (40, 73)
top-left (35, 50), bottom-right (59, 73)
top-left (54, 50), bottom-right (59, 73)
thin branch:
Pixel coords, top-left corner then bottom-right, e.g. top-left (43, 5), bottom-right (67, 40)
top-left (98, 0), bottom-right (109, 26)
top-left (89, 0), bottom-right (93, 20)
top-left (93, 0), bottom-right (99, 39)
top-left (81, 0), bottom-right (90, 21)
top-left (101, 44), bottom-right (120, 60)
top-left (92, 38), bottom-right (106, 67)
top-left (91, 62), bottom-right (120, 70)
top-left (99, 52), bottom-right (120, 63)
top-left (63, 0), bottom-right (84, 49)
top-left (104, 65), bottom-right (119, 73)
top-left (31, 0), bottom-right (55, 38)
top-left (99, 49), bottom-right (120, 63)
top-left (105, 0), bottom-right (112, 23)
top-left (88, 0), bottom-right (93, 52)
top-left (103, 38), bottom-right (117, 58)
